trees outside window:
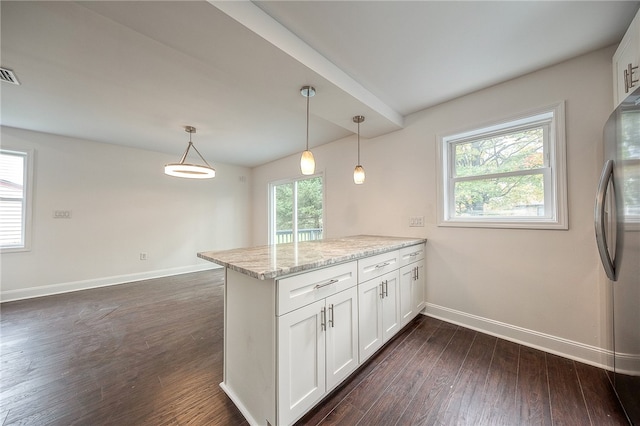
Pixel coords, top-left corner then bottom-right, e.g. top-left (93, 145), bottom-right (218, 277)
top-left (438, 103), bottom-right (567, 229)
top-left (271, 175), bottom-right (323, 244)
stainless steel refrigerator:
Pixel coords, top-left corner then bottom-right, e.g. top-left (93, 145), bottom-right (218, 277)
top-left (595, 86), bottom-right (640, 425)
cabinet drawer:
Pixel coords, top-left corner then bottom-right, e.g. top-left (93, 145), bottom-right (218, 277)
top-left (277, 262), bottom-right (357, 315)
top-left (399, 243), bottom-right (425, 267)
top-left (357, 250), bottom-right (399, 283)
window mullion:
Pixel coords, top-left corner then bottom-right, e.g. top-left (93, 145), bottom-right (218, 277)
top-left (292, 181), bottom-right (299, 243)
top-left (451, 167), bottom-right (548, 183)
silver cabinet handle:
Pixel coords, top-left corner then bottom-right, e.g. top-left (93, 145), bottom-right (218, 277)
top-left (594, 159), bottom-right (616, 281)
top-left (328, 304), bottom-right (334, 328)
top-left (375, 262), bottom-right (390, 269)
top-left (416, 266), bottom-right (419, 280)
top-left (320, 307), bottom-right (327, 331)
top-left (314, 278), bottom-right (338, 290)
top-left (625, 63), bottom-right (639, 93)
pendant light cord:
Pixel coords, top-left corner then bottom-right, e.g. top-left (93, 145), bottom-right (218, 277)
top-left (357, 120), bottom-right (361, 164)
top-left (306, 92), bottom-right (310, 151)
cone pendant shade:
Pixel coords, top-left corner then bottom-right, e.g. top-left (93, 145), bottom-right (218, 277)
top-left (300, 150), bottom-right (315, 175)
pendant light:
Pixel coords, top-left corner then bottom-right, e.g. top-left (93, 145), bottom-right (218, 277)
top-left (300, 86), bottom-right (316, 175)
top-left (353, 115), bottom-right (365, 184)
top-left (164, 126), bottom-right (216, 179)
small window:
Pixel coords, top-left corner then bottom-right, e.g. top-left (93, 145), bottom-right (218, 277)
top-left (269, 175), bottom-right (324, 244)
top-left (0, 148), bottom-right (33, 251)
top-left (438, 103), bottom-right (567, 229)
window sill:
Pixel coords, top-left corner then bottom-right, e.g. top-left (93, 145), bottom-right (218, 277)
top-left (438, 219), bottom-right (568, 230)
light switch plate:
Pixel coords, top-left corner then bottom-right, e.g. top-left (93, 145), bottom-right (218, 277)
top-left (53, 210), bottom-right (72, 219)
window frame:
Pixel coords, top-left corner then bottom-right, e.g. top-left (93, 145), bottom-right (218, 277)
top-left (268, 173), bottom-right (325, 245)
top-left (437, 102), bottom-right (568, 230)
top-left (0, 147), bottom-right (34, 252)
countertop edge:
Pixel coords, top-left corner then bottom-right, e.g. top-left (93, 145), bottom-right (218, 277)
top-left (198, 236), bottom-right (426, 280)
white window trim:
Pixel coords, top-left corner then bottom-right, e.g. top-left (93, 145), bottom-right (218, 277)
top-left (436, 102), bottom-right (568, 230)
top-left (268, 172), bottom-right (325, 245)
top-left (1, 147), bottom-right (34, 252)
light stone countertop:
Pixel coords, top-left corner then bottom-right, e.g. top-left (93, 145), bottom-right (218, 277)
top-left (197, 235), bottom-right (427, 280)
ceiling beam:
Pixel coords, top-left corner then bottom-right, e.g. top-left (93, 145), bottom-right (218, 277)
top-left (209, 0), bottom-right (405, 134)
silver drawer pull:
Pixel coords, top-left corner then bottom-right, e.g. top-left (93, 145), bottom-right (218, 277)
top-left (314, 279), bottom-right (339, 290)
top-left (328, 304), bottom-right (334, 328)
top-left (374, 262), bottom-right (390, 269)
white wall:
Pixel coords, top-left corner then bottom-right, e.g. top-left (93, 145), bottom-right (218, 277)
top-left (0, 126), bottom-right (252, 301)
top-left (251, 46), bottom-right (616, 368)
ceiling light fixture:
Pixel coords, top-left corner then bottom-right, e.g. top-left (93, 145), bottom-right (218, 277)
top-left (164, 126), bottom-right (216, 179)
top-left (300, 85), bottom-right (316, 175)
top-left (353, 115), bottom-right (365, 184)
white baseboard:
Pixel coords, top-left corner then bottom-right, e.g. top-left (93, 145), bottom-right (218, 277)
top-left (423, 302), bottom-right (614, 371)
top-left (0, 264), bottom-right (222, 303)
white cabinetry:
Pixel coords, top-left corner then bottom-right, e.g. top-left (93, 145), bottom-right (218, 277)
top-left (613, 10), bottom-right (640, 108)
top-left (357, 270), bottom-right (400, 362)
top-left (276, 263), bottom-right (358, 426)
top-left (216, 239), bottom-right (426, 426)
top-left (357, 250), bottom-right (401, 363)
top-left (399, 244), bottom-right (426, 327)
top-left (277, 285), bottom-right (358, 426)
top-left (325, 287), bottom-right (359, 391)
top-left (277, 299), bottom-right (325, 425)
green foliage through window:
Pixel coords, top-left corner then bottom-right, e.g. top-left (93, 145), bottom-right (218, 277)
top-left (272, 176), bottom-right (323, 244)
top-left (452, 126), bottom-right (546, 217)
top-left (439, 103), bottom-right (567, 229)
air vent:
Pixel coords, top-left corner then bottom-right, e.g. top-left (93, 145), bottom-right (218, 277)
top-left (0, 67), bottom-right (20, 85)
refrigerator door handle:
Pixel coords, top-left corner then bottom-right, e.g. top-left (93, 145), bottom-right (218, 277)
top-left (594, 159), bottom-right (616, 281)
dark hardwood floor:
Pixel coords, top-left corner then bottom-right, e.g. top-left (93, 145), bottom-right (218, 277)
top-left (0, 269), bottom-right (629, 425)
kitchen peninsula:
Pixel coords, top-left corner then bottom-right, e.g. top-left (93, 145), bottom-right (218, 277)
top-left (198, 235), bottom-right (427, 426)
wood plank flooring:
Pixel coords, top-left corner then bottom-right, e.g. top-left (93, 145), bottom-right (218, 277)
top-left (0, 269), bottom-right (629, 425)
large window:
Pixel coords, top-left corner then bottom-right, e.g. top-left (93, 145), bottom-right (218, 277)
top-left (270, 175), bottom-right (324, 244)
top-left (438, 103), bottom-right (567, 229)
top-left (1, 148), bottom-right (33, 251)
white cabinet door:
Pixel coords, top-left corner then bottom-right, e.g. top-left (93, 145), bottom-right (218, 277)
top-left (325, 286), bottom-right (358, 391)
top-left (381, 270), bottom-right (400, 342)
top-left (278, 299), bottom-right (325, 426)
top-left (400, 259), bottom-right (426, 327)
top-left (399, 264), bottom-right (415, 327)
top-left (614, 10), bottom-right (640, 107)
top-left (358, 270), bottom-right (400, 363)
top-left (413, 259), bottom-right (425, 314)
top-left (358, 277), bottom-right (383, 363)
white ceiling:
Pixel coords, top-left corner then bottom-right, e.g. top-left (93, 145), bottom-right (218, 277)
top-left (1, 1), bottom-right (638, 168)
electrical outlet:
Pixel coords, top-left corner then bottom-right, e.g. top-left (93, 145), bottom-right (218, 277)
top-left (140, 252), bottom-right (148, 261)
top-left (409, 216), bottom-right (425, 227)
